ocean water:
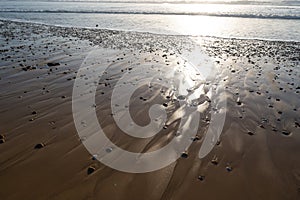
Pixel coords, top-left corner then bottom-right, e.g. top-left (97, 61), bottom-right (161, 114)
top-left (0, 0), bottom-right (299, 41)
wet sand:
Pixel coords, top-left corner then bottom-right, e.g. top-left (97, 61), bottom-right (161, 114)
top-left (0, 20), bottom-right (300, 200)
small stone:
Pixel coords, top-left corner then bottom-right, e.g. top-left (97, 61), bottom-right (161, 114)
top-left (92, 154), bottom-right (98, 160)
top-left (247, 131), bottom-right (254, 136)
top-left (177, 95), bottom-right (186, 100)
top-left (61, 95), bottom-right (66, 99)
top-left (0, 138), bottom-right (5, 144)
top-left (226, 166), bottom-right (233, 172)
top-left (181, 152), bottom-right (188, 158)
top-left (192, 135), bottom-right (200, 141)
top-left (0, 134), bottom-right (5, 139)
top-left (34, 143), bottom-right (45, 149)
top-left (198, 175), bottom-right (205, 181)
top-left (47, 62), bottom-right (60, 67)
top-left (211, 158), bottom-right (218, 165)
top-left (259, 124), bottom-right (265, 129)
top-left (281, 130), bottom-right (291, 136)
top-left (87, 166), bottom-right (95, 175)
top-left (32, 111), bottom-right (37, 115)
top-left (163, 103), bottom-right (168, 107)
top-left (106, 147), bottom-right (113, 153)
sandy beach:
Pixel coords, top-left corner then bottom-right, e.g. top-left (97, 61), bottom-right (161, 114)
top-left (0, 19), bottom-right (300, 200)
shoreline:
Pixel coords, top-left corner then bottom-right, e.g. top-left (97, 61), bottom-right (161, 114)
top-left (1, 18), bottom-right (300, 43)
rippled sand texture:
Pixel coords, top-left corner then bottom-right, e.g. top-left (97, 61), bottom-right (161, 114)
top-left (0, 20), bottom-right (300, 200)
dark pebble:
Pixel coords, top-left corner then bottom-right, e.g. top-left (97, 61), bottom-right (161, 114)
top-left (32, 111), bottom-right (37, 115)
top-left (281, 130), bottom-right (291, 136)
top-left (47, 62), bottom-right (60, 67)
top-left (211, 158), bottom-right (218, 165)
top-left (259, 124), bottom-right (265, 129)
top-left (87, 166), bottom-right (96, 175)
top-left (0, 138), bottom-right (5, 144)
top-left (198, 175), bottom-right (205, 181)
top-left (192, 135), bottom-right (200, 141)
top-left (226, 166), bottom-right (233, 172)
top-left (181, 152), bottom-right (188, 158)
top-left (247, 131), bottom-right (254, 136)
top-left (34, 143), bottom-right (45, 149)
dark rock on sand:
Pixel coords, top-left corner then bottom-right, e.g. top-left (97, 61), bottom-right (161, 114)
top-left (198, 175), bottom-right (205, 181)
top-left (47, 62), bottom-right (60, 67)
top-left (87, 166), bottom-right (96, 175)
top-left (226, 166), bottom-right (233, 172)
top-left (0, 138), bottom-right (5, 144)
top-left (281, 130), bottom-right (291, 136)
top-left (34, 143), bottom-right (45, 149)
top-left (181, 152), bottom-right (188, 158)
top-left (211, 158), bottom-right (218, 165)
top-left (192, 135), bottom-right (200, 141)
top-left (247, 131), bottom-right (255, 136)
